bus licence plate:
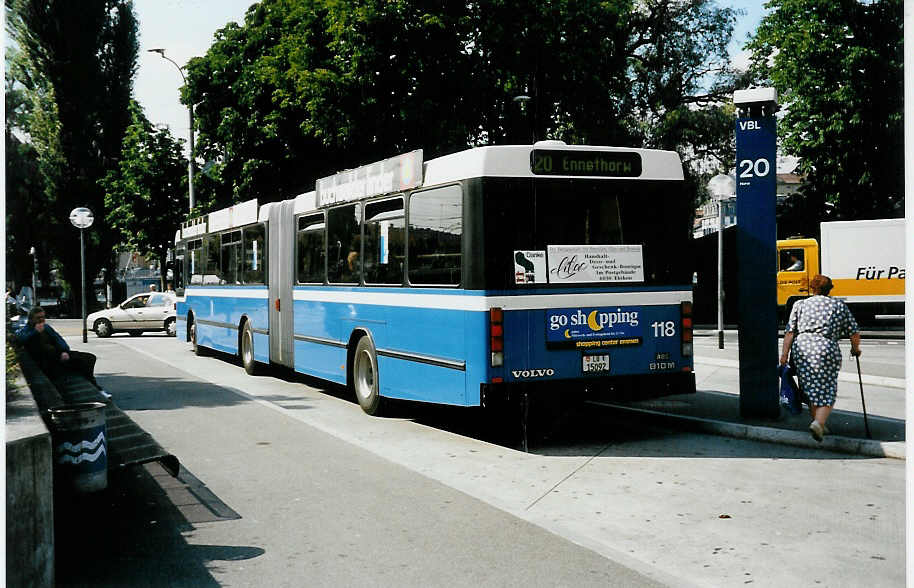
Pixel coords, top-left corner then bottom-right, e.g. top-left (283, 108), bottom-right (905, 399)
top-left (582, 354), bottom-right (610, 373)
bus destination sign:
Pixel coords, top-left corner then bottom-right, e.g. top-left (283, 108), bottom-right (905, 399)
top-left (316, 150), bottom-right (424, 207)
top-left (531, 149), bottom-right (642, 177)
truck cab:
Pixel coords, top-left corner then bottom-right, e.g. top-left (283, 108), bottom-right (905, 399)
top-left (776, 238), bottom-right (819, 317)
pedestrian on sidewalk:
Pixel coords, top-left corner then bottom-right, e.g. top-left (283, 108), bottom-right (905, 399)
top-left (779, 275), bottom-right (861, 442)
top-left (15, 306), bottom-right (110, 399)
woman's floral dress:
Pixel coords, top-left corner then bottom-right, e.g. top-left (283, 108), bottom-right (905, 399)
top-left (786, 295), bottom-right (859, 406)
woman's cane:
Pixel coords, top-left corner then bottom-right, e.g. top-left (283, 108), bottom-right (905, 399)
top-left (855, 355), bottom-right (872, 439)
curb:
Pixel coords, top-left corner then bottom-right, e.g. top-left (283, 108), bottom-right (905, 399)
top-left (589, 401), bottom-right (905, 460)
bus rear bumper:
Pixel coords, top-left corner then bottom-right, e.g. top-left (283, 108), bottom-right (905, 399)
top-left (480, 371), bottom-right (696, 408)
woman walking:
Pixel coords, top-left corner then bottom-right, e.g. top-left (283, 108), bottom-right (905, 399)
top-left (779, 275), bottom-right (862, 442)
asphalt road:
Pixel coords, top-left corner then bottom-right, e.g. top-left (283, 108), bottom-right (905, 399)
top-left (51, 323), bottom-right (905, 587)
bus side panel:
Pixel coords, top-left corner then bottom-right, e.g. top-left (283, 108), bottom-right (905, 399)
top-left (292, 297), bottom-right (347, 384)
top-left (462, 310), bottom-right (489, 406)
top-left (184, 288), bottom-right (269, 355)
top-left (363, 303), bottom-right (467, 405)
top-left (176, 299), bottom-right (188, 342)
top-left (377, 356), bottom-right (466, 405)
top-left (293, 340), bottom-right (347, 384)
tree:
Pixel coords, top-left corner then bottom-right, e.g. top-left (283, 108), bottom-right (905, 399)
top-left (185, 0), bottom-right (741, 215)
top-left (5, 47), bottom-right (49, 291)
top-left (6, 0), bottom-right (139, 310)
top-left (746, 0), bottom-right (903, 234)
top-left (102, 101), bottom-right (188, 289)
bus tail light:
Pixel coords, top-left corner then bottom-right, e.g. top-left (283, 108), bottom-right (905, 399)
top-left (490, 307), bottom-right (504, 367)
top-left (680, 301), bottom-right (693, 357)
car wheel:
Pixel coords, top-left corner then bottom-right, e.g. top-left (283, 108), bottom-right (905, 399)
top-left (352, 335), bottom-right (384, 415)
top-left (95, 319), bottom-right (112, 338)
top-left (165, 318), bottom-right (176, 337)
top-left (241, 322), bottom-right (260, 375)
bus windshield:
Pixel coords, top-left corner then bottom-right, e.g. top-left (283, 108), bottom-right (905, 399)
top-left (481, 177), bottom-right (692, 289)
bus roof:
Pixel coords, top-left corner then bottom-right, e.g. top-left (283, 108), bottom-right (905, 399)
top-left (422, 143), bottom-right (684, 185)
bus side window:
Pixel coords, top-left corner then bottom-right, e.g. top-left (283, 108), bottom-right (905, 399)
top-left (297, 214), bottom-right (325, 284)
top-left (203, 234), bottom-right (221, 284)
top-left (186, 239), bottom-right (203, 285)
top-left (220, 230), bottom-right (242, 284)
top-left (408, 185), bottom-right (462, 286)
top-left (242, 224), bottom-right (267, 284)
top-left (327, 203), bottom-right (361, 284)
top-left (364, 197), bottom-right (405, 285)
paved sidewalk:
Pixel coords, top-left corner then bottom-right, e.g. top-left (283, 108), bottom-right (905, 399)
top-left (596, 329), bottom-right (906, 459)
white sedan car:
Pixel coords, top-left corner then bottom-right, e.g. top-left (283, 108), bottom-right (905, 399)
top-left (88, 292), bottom-right (176, 337)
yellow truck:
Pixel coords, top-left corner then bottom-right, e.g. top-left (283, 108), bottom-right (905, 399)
top-left (777, 219), bottom-right (906, 322)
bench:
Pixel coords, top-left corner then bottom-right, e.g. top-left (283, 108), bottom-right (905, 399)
top-left (14, 347), bottom-right (180, 477)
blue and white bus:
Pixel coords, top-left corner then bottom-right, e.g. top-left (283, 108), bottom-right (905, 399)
top-left (174, 142), bottom-right (695, 415)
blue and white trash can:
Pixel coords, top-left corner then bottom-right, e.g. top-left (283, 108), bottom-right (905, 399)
top-left (49, 402), bottom-right (108, 493)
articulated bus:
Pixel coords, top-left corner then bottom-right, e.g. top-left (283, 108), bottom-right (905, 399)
top-left (174, 142), bottom-right (695, 415)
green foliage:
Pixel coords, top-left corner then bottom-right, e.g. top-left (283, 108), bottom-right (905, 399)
top-left (747, 0), bottom-right (903, 232)
top-left (6, 338), bottom-right (23, 401)
top-left (102, 101), bottom-right (189, 287)
top-left (185, 0), bottom-right (742, 212)
top-left (6, 0), bottom-right (139, 307)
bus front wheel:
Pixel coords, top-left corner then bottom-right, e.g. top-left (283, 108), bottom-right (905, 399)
top-left (191, 320), bottom-right (207, 356)
top-left (352, 336), bottom-right (383, 416)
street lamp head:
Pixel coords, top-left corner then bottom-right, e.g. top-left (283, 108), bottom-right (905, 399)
top-left (708, 173), bottom-right (736, 201)
top-left (69, 207), bottom-right (94, 229)
top-left (148, 48), bottom-right (166, 56)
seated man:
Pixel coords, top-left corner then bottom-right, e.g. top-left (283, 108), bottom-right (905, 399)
top-left (16, 306), bottom-right (110, 399)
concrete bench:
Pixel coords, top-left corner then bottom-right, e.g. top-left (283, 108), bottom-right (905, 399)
top-left (14, 347), bottom-right (180, 477)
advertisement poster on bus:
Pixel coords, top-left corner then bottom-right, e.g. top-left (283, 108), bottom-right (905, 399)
top-left (513, 250), bottom-right (547, 284)
top-left (547, 245), bottom-right (644, 283)
top-left (546, 306), bottom-right (643, 350)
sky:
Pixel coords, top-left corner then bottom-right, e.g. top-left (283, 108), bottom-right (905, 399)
top-left (135, 1), bottom-right (767, 152)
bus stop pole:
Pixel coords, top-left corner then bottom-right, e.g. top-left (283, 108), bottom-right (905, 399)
top-left (734, 88), bottom-right (780, 419)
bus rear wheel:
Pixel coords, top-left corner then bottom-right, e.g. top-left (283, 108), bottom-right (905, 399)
top-left (241, 322), bottom-right (261, 375)
top-left (352, 336), bottom-right (383, 415)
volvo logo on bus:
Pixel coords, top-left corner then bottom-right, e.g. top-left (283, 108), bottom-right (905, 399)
top-left (511, 368), bottom-right (556, 379)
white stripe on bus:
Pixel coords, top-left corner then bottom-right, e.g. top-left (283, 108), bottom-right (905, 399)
top-left (288, 289), bottom-right (692, 311)
top-left (184, 287), bottom-right (269, 299)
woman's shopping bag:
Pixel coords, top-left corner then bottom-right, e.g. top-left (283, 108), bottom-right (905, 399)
top-left (778, 363), bottom-right (802, 415)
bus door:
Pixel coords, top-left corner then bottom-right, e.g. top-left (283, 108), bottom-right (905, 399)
top-left (268, 200), bottom-right (295, 368)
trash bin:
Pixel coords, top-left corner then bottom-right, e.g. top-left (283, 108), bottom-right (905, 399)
top-left (49, 402), bottom-right (108, 493)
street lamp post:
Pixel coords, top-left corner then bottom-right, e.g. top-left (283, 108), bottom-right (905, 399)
top-left (148, 48), bottom-right (195, 213)
top-left (69, 208), bottom-right (94, 343)
top-left (708, 173), bottom-right (736, 350)
top-left (29, 246), bottom-right (37, 304)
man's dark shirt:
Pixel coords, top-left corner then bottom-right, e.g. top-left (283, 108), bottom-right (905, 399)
top-left (17, 323), bottom-right (69, 377)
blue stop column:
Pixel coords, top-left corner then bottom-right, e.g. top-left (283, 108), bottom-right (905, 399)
top-left (733, 88), bottom-right (779, 419)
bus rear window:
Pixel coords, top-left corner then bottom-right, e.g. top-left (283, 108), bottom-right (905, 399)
top-left (482, 178), bottom-right (692, 288)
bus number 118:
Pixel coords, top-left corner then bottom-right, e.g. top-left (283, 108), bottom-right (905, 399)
top-left (652, 321), bottom-right (676, 337)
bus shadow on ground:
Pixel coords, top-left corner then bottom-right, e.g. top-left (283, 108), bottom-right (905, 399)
top-left (365, 395), bottom-right (878, 461)
top-left (190, 356), bottom-right (883, 461)
top-left (55, 462), bottom-right (260, 587)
